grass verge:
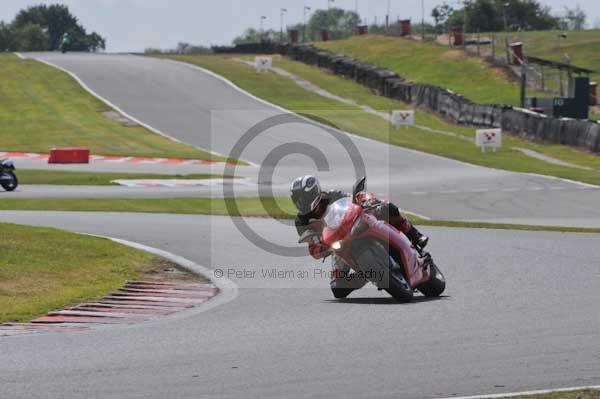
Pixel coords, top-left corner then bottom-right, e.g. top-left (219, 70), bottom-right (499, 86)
top-left (18, 169), bottom-right (230, 185)
top-left (1, 197), bottom-right (599, 234)
top-left (0, 222), bottom-right (158, 323)
top-left (315, 34), bottom-right (525, 106)
top-left (156, 54), bottom-right (600, 185)
top-left (499, 389), bottom-right (600, 399)
top-left (0, 53), bottom-right (226, 161)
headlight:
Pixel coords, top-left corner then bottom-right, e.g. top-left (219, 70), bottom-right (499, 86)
top-left (331, 241), bottom-right (342, 250)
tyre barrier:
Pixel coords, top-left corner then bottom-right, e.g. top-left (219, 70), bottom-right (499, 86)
top-left (48, 147), bottom-right (90, 164)
top-left (286, 43), bottom-right (600, 153)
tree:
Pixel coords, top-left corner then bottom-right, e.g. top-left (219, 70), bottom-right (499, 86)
top-left (86, 32), bottom-right (106, 52)
top-left (233, 28), bottom-right (263, 45)
top-left (307, 8), bottom-right (360, 40)
top-left (9, 4), bottom-right (106, 51)
top-left (13, 23), bottom-right (49, 51)
top-left (443, 0), bottom-right (559, 32)
top-left (0, 22), bottom-right (15, 51)
top-left (561, 6), bottom-right (586, 30)
top-left (14, 4), bottom-right (76, 50)
top-left (432, 3), bottom-right (454, 33)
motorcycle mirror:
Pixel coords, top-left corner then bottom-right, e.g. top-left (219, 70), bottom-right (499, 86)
top-left (352, 176), bottom-right (366, 203)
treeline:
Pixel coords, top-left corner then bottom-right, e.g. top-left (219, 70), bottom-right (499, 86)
top-left (431, 0), bottom-right (587, 33)
top-left (0, 4), bottom-right (105, 52)
top-left (233, 8), bottom-right (360, 45)
top-left (144, 42), bottom-right (212, 55)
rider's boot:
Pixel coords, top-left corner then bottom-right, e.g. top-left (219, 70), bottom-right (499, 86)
top-left (406, 226), bottom-right (429, 249)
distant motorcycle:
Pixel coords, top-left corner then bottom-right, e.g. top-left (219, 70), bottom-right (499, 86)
top-left (0, 160), bottom-right (18, 191)
top-left (299, 177), bottom-right (445, 302)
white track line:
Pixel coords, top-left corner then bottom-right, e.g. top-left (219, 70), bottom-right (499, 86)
top-left (523, 172), bottom-right (600, 189)
top-left (435, 385), bottom-right (600, 399)
top-left (20, 52), bottom-right (237, 164)
top-left (400, 209), bottom-right (432, 221)
top-left (164, 56), bottom-right (600, 189)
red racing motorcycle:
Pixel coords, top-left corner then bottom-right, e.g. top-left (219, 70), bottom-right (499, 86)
top-left (300, 177), bottom-right (445, 302)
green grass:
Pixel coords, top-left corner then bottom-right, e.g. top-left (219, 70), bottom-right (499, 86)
top-left (0, 222), bottom-right (157, 323)
top-left (504, 29), bottom-right (600, 120)
top-left (505, 29), bottom-right (600, 85)
top-left (1, 197), bottom-right (599, 234)
top-left (315, 35), bottom-right (524, 105)
top-left (155, 54), bottom-right (600, 185)
top-left (17, 169), bottom-right (230, 185)
top-left (0, 197), bottom-right (297, 219)
top-left (0, 53), bottom-right (224, 161)
top-left (500, 389), bottom-right (600, 399)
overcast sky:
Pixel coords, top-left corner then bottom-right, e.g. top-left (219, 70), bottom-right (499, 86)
top-left (1, 0), bottom-right (599, 52)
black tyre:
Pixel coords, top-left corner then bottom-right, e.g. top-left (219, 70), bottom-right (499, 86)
top-left (418, 262), bottom-right (446, 297)
top-left (331, 287), bottom-right (354, 299)
top-left (1, 172), bottom-right (18, 191)
top-left (353, 239), bottom-right (413, 302)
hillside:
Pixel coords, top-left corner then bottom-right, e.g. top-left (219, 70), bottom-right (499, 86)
top-left (0, 54), bottom-right (217, 159)
top-left (505, 29), bottom-right (600, 83)
top-left (315, 35), bottom-right (523, 106)
top-left (315, 31), bottom-right (600, 109)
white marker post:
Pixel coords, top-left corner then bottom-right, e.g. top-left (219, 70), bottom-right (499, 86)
top-left (476, 128), bottom-right (502, 153)
top-left (254, 56), bottom-right (272, 73)
top-left (391, 110), bottom-right (415, 129)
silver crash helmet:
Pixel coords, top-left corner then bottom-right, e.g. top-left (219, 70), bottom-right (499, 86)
top-left (290, 175), bottom-right (322, 215)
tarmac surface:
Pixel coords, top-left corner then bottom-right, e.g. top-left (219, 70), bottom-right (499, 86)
top-left (0, 211), bottom-right (598, 399)
top-left (13, 52), bottom-right (600, 227)
top-left (1, 53), bottom-right (598, 399)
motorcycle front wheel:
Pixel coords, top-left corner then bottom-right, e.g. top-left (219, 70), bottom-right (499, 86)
top-left (418, 262), bottom-right (446, 297)
top-left (353, 239), bottom-right (413, 302)
top-left (1, 172), bottom-right (18, 191)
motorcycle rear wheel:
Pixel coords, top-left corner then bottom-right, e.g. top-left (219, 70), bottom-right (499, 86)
top-left (418, 262), bottom-right (446, 297)
top-left (353, 239), bottom-right (413, 302)
top-left (1, 172), bottom-right (18, 191)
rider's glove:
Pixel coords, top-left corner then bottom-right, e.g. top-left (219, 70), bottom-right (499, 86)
top-left (309, 239), bottom-right (331, 259)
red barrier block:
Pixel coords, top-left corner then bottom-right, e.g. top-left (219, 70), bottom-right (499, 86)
top-left (509, 42), bottom-right (524, 65)
top-left (452, 27), bottom-right (464, 46)
top-left (590, 81), bottom-right (597, 106)
top-left (48, 148), bottom-right (90, 164)
top-left (399, 19), bottom-right (411, 36)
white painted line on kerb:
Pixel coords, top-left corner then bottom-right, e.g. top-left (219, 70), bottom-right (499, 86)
top-left (21, 53), bottom-right (241, 164)
top-left (14, 52), bottom-right (26, 60)
top-left (83, 233), bottom-right (239, 316)
top-left (435, 385), bottom-right (600, 399)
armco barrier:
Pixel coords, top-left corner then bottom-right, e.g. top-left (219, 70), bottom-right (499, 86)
top-left (48, 148), bottom-right (90, 164)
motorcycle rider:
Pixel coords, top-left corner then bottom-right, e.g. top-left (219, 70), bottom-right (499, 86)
top-left (291, 175), bottom-right (428, 298)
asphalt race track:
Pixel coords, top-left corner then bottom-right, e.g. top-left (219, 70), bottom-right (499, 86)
top-left (0, 211), bottom-right (599, 399)
top-left (0, 53), bottom-right (599, 399)
top-left (17, 53), bottom-right (600, 227)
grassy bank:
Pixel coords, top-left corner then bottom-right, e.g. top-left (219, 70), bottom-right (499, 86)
top-left (0, 53), bottom-right (222, 161)
top-left (315, 35), bottom-right (523, 105)
top-left (505, 29), bottom-right (600, 85)
top-left (156, 54), bottom-right (600, 184)
top-left (18, 169), bottom-right (229, 185)
top-left (0, 223), bottom-right (158, 323)
top-left (1, 197), bottom-right (599, 234)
